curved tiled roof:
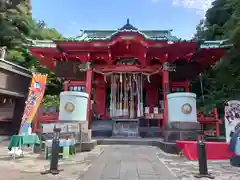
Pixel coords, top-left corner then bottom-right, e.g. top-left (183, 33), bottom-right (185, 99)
top-left (71, 19), bottom-right (178, 42)
top-left (27, 38), bottom-right (231, 50)
top-left (26, 20), bottom-right (231, 49)
top-left (78, 28), bottom-right (178, 42)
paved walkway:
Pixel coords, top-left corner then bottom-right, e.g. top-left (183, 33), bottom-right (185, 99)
top-left (82, 145), bottom-right (175, 180)
top-left (0, 142), bottom-right (239, 180)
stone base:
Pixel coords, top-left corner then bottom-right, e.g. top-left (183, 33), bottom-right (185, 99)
top-left (88, 129), bottom-right (92, 140)
top-left (80, 121), bottom-right (92, 142)
top-left (163, 121), bottom-right (201, 142)
top-left (82, 140), bottom-right (97, 152)
top-left (139, 127), bottom-right (162, 138)
top-left (75, 140), bottom-right (97, 152)
top-left (152, 140), bottom-right (178, 154)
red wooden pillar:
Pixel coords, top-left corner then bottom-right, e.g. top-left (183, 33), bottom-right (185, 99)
top-left (162, 70), bottom-right (169, 126)
top-left (95, 85), bottom-right (106, 118)
top-left (63, 80), bottom-right (69, 91)
top-left (85, 69), bottom-right (93, 129)
top-left (185, 80), bottom-right (190, 92)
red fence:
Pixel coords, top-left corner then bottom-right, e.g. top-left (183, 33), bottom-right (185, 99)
top-left (33, 107), bottom-right (59, 132)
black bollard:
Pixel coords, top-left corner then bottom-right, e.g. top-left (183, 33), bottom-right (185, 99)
top-left (41, 127), bottom-right (63, 175)
top-left (194, 137), bottom-right (214, 179)
top-left (50, 127), bottom-right (61, 174)
top-left (198, 140), bottom-right (208, 174)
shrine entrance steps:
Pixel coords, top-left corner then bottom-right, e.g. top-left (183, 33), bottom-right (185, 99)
top-left (95, 138), bottom-right (178, 154)
top-left (91, 119), bottom-right (163, 138)
top-left (91, 119), bottom-right (178, 154)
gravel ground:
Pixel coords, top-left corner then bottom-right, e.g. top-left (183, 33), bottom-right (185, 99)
top-left (157, 149), bottom-right (240, 180)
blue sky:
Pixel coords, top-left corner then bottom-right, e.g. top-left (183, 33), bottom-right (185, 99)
top-left (32, 0), bottom-right (212, 40)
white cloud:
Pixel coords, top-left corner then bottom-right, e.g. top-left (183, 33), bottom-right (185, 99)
top-left (150, 0), bottom-right (214, 15)
top-left (172, 0), bottom-right (214, 15)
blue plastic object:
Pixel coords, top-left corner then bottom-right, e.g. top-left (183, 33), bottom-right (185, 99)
top-left (235, 137), bottom-right (240, 155)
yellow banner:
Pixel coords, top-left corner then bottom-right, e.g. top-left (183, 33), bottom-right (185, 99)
top-left (21, 73), bottom-right (48, 126)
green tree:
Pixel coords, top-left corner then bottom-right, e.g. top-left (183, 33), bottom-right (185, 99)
top-left (0, 1), bottom-right (64, 96)
top-left (193, 0), bottom-right (240, 113)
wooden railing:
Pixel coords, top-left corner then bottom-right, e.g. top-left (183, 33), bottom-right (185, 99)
top-left (197, 108), bottom-right (222, 137)
top-left (33, 107), bottom-right (59, 132)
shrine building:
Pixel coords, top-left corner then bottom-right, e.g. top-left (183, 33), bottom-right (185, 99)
top-left (29, 20), bottom-right (230, 138)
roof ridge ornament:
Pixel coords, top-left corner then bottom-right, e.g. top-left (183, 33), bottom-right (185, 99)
top-left (120, 18), bottom-right (138, 31)
top-left (127, 18), bottom-right (130, 25)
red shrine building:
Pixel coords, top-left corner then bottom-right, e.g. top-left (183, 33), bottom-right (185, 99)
top-left (29, 20), bottom-right (229, 138)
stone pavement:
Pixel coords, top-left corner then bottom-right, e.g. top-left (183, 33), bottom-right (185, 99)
top-left (157, 149), bottom-right (240, 180)
top-left (0, 143), bottom-right (175, 180)
top-left (2, 141), bottom-right (239, 180)
top-left (81, 145), bottom-right (176, 180)
top-left (0, 142), bottom-right (104, 180)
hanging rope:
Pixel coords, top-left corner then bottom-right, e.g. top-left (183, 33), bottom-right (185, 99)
top-left (94, 68), bottom-right (161, 119)
top-left (93, 68), bottom-right (161, 77)
top-left (120, 73), bottom-right (123, 116)
top-left (124, 73), bottom-right (128, 116)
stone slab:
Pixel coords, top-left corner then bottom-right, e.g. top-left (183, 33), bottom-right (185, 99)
top-left (81, 145), bottom-right (176, 180)
top-left (96, 138), bottom-right (178, 154)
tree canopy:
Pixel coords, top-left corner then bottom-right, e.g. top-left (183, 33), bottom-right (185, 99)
top-left (193, 0), bottom-right (240, 113)
top-left (0, 1), bottom-right (64, 96)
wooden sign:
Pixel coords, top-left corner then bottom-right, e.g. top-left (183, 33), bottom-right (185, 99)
top-left (120, 36), bottom-right (136, 40)
top-left (153, 107), bottom-right (159, 114)
top-left (77, 62), bottom-right (91, 71)
top-left (145, 107), bottom-right (150, 114)
top-left (116, 58), bottom-right (139, 65)
top-left (55, 61), bottom-right (87, 80)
